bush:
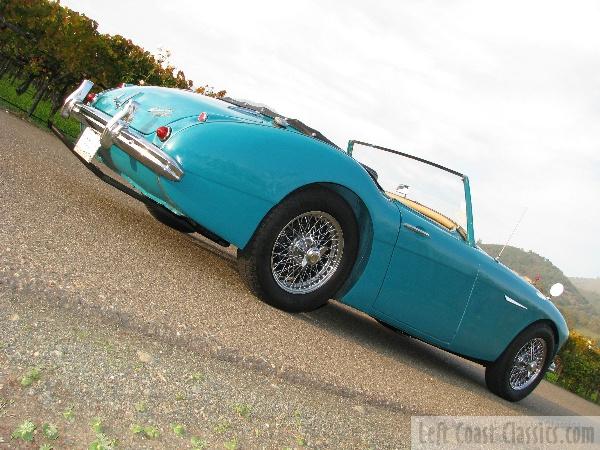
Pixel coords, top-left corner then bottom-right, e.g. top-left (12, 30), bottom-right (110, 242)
top-left (546, 332), bottom-right (600, 404)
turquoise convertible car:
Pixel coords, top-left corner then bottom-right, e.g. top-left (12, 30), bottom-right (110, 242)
top-left (54, 80), bottom-right (568, 401)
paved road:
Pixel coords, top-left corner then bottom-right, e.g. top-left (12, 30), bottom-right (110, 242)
top-left (1, 110), bottom-right (598, 448)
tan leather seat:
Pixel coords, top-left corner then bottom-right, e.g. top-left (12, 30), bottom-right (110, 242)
top-left (386, 191), bottom-right (466, 240)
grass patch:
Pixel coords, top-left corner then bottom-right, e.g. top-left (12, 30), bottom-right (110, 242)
top-left (90, 417), bottom-right (104, 434)
top-left (223, 436), bottom-right (238, 450)
top-left (213, 419), bottom-right (231, 434)
top-left (134, 401), bottom-right (148, 413)
top-left (62, 406), bottom-right (75, 422)
top-left (171, 423), bottom-right (185, 437)
top-left (20, 367), bottom-right (42, 387)
top-left (189, 371), bottom-right (205, 383)
top-left (232, 403), bottom-right (251, 419)
top-left (0, 75), bottom-right (80, 138)
top-left (89, 433), bottom-right (118, 450)
top-left (190, 436), bottom-right (207, 449)
top-left (11, 419), bottom-right (36, 442)
top-left (131, 424), bottom-right (160, 439)
top-left (42, 423), bottom-right (59, 440)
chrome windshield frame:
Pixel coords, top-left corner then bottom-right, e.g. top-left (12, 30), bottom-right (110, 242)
top-left (347, 139), bottom-right (476, 246)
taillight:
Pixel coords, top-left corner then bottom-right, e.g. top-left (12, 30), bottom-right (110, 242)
top-left (197, 112), bottom-right (208, 123)
top-left (156, 126), bottom-right (171, 141)
top-left (84, 92), bottom-right (97, 104)
top-left (117, 82), bottom-right (125, 88)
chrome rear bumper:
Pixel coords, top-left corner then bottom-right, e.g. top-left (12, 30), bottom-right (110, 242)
top-left (61, 80), bottom-right (184, 181)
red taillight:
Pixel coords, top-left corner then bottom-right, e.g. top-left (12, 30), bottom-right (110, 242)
top-left (117, 82), bottom-right (125, 88)
top-left (156, 126), bottom-right (171, 141)
top-left (197, 112), bottom-right (208, 123)
top-left (84, 92), bottom-right (97, 104)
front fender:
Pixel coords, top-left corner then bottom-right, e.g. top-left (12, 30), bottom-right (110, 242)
top-left (450, 253), bottom-right (569, 361)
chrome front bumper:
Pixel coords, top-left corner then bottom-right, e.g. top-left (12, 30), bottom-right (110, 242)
top-left (61, 80), bottom-right (184, 181)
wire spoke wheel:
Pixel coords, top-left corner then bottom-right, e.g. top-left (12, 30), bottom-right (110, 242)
top-left (270, 211), bottom-right (344, 294)
top-left (508, 337), bottom-right (547, 390)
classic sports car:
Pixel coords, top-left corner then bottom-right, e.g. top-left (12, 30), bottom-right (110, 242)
top-left (54, 80), bottom-right (568, 401)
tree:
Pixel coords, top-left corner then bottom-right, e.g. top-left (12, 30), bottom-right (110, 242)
top-left (0, 0), bottom-right (225, 116)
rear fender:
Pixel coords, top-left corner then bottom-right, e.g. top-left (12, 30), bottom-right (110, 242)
top-left (159, 121), bottom-right (401, 306)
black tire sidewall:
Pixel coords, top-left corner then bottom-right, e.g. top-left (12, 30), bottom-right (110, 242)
top-left (251, 188), bottom-right (358, 312)
top-left (486, 323), bottom-right (555, 401)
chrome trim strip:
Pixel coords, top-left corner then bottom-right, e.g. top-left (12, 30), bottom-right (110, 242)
top-left (403, 223), bottom-right (430, 237)
top-left (61, 80), bottom-right (184, 181)
top-left (504, 294), bottom-right (527, 309)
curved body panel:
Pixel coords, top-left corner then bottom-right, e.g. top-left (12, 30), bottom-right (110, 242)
top-left (160, 120), bottom-right (402, 308)
top-left (450, 250), bottom-right (569, 360)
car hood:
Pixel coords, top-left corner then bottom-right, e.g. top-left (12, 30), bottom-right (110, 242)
top-left (92, 86), bottom-right (271, 134)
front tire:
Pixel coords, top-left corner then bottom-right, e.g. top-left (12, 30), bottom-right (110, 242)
top-left (485, 323), bottom-right (555, 401)
top-left (237, 187), bottom-right (358, 312)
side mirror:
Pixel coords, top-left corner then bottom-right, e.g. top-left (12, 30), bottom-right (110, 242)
top-left (550, 283), bottom-right (564, 298)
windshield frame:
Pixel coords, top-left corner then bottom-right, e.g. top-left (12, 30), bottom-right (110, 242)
top-left (347, 140), bottom-right (476, 247)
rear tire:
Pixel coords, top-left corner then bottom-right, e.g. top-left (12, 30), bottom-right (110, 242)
top-left (485, 323), bottom-right (554, 401)
top-left (237, 187), bottom-right (358, 312)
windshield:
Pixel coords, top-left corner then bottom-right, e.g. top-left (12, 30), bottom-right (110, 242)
top-left (349, 141), bottom-right (470, 240)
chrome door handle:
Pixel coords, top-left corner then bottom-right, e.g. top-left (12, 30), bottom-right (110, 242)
top-left (403, 223), bottom-right (430, 237)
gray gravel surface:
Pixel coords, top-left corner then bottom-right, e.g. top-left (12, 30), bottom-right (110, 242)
top-left (1, 110), bottom-right (598, 449)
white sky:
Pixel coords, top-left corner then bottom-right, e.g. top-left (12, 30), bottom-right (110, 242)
top-left (62, 0), bottom-right (600, 277)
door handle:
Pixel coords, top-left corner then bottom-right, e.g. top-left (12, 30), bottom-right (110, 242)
top-left (403, 223), bottom-right (430, 237)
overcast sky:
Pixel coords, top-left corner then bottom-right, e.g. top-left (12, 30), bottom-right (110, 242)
top-left (62, 0), bottom-right (600, 278)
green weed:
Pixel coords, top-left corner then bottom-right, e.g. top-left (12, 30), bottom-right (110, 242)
top-left (42, 423), bottom-right (59, 440)
top-left (232, 403), bottom-right (251, 419)
top-left (223, 436), bottom-right (238, 450)
top-left (11, 420), bottom-right (36, 442)
top-left (171, 423), bottom-right (185, 437)
top-left (190, 436), bottom-right (207, 449)
top-left (62, 406), bottom-right (75, 422)
top-left (20, 367), bottom-right (42, 387)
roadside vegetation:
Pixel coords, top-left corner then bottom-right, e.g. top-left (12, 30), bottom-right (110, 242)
top-left (0, 0), bottom-right (225, 138)
top-left (545, 332), bottom-right (600, 404)
top-left (481, 243), bottom-right (600, 404)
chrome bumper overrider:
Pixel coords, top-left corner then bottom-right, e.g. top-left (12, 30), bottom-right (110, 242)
top-left (61, 80), bottom-right (184, 181)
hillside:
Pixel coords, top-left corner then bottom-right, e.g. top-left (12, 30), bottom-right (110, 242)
top-left (570, 277), bottom-right (600, 316)
top-left (479, 244), bottom-right (600, 339)
top-left (571, 277), bottom-right (600, 297)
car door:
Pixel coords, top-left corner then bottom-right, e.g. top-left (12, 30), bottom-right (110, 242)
top-left (373, 203), bottom-right (480, 344)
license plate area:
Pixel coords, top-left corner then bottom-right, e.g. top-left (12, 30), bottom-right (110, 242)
top-left (74, 127), bottom-right (101, 162)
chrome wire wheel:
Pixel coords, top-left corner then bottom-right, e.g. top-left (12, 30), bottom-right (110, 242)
top-left (270, 211), bottom-right (344, 294)
top-left (509, 337), bottom-right (547, 390)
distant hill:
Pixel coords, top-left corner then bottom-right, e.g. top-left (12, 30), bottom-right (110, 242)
top-left (479, 244), bottom-right (600, 339)
top-left (570, 277), bottom-right (600, 296)
top-left (570, 277), bottom-right (600, 315)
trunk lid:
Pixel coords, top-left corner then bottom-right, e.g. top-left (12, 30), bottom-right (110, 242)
top-left (92, 86), bottom-right (270, 135)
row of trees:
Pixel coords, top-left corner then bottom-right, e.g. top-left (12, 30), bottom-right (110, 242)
top-left (0, 0), bottom-right (225, 118)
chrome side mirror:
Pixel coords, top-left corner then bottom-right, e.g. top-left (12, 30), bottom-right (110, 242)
top-left (550, 283), bottom-right (564, 298)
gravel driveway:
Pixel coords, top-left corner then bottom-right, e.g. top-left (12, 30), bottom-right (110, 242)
top-left (1, 110), bottom-right (598, 449)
